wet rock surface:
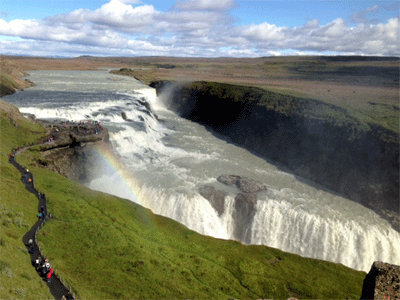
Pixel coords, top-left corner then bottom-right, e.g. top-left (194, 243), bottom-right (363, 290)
top-left (217, 175), bottom-right (267, 193)
top-left (199, 175), bottom-right (267, 242)
top-left (233, 193), bottom-right (258, 243)
top-left (361, 261), bottom-right (400, 299)
top-left (198, 185), bottom-right (227, 216)
top-left (153, 81), bottom-right (400, 232)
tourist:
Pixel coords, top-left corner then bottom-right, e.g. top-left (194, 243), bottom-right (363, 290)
top-left (46, 267), bottom-right (53, 282)
top-left (41, 262), bottom-right (50, 277)
top-left (28, 239), bottom-right (35, 254)
top-left (35, 257), bottom-right (41, 269)
top-left (62, 292), bottom-right (74, 300)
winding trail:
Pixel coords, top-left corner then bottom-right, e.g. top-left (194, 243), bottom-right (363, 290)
top-left (9, 153), bottom-right (75, 300)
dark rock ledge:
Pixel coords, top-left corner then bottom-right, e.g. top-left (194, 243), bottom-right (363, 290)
top-left (199, 175), bottom-right (267, 243)
top-left (31, 120), bottom-right (110, 182)
top-left (361, 261), bottom-right (400, 299)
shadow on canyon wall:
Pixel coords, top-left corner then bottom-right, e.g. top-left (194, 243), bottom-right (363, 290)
top-left (151, 81), bottom-right (400, 232)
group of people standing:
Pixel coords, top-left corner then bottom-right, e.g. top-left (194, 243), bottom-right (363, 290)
top-left (34, 254), bottom-right (54, 282)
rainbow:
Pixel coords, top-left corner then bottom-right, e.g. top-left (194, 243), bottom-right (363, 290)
top-left (90, 143), bottom-right (154, 224)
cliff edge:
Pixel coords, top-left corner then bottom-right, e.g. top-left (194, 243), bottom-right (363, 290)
top-left (151, 81), bottom-right (400, 232)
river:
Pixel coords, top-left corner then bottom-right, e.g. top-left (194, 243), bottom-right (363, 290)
top-left (4, 70), bottom-right (400, 272)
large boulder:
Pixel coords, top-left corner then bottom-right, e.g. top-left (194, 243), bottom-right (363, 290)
top-left (217, 175), bottom-right (240, 186)
top-left (232, 193), bottom-right (258, 243)
top-left (198, 185), bottom-right (227, 216)
top-left (217, 175), bottom-right (267, 193)
top-left (199, 175), bottom-right (267, 243)
top-left (360, 261), bottom-right (400, 299)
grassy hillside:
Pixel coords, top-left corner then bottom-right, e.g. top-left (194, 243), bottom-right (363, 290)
top-left (0, 59), bottom-right (34, 97)
top-left (0, 100), bottom-right (51, 299)
top-left (0, 99), bottom-right (367, 299)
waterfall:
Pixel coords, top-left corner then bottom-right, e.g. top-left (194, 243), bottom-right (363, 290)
top-left (5, 69), bottom-right (400, 273)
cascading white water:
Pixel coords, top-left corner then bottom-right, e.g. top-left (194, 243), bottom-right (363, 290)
top-left (4, 70), bottom-right (400, 272)
top-left (251, 199), bottom-right (400, 271)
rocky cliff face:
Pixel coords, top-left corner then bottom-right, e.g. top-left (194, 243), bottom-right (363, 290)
top-left (151, 81), bottom-right (400, 232)
top-left (361, 261), bottom-right (400, 299)
top-left (32, 121), bottom-right (110, 182)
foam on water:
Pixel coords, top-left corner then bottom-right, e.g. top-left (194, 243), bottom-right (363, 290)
top-left (250, 198), bottom-right (400, 271)
top-left (4, 70), bottom-right (400, 272)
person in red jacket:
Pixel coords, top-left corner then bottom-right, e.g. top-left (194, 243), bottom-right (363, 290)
top-left (46, 267), bottom-right (53, 282)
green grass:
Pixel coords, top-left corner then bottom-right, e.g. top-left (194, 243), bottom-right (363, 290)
top-left (261, 84), bottom-right (400, 134)
top-left (185, 81), bottom-right (370, 128)
top-left (0, 103), bottom-right (52, 299)
top-left (0, 74), bottom-right (19, 97)
top-left (0, 160), bottom-right (53, 300)
top-left (1, 99), bottom-right (367, 299)
top-left (167, 81), bottom-right (398, 144)
top-left (31, 167), bottom-right (366, 299)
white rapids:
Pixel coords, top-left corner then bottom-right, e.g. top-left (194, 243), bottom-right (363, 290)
top-left (4, 70), bottom-right (400, 272)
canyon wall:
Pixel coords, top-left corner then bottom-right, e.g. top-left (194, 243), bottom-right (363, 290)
top-left (151, 81), bottom-right (400, 231)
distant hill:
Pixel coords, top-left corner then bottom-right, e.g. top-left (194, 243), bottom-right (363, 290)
top-left (0, 59), bottom-right (34, 97)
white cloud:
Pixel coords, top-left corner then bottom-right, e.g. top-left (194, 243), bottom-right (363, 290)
top-left (241, 22), bottom-right (286, 41)
top-left (0, 0), bottom-right (398, 57)
top-left (376, 17), bottom-right (399, 40)
top-left (174, 0), bottom-right (236, 11)
top-left (314, 18), bottom-right (347, 37)
top-left (89, 1), bottom-right (158, 27)
top-left (303, 19), bottom-right (319, 29)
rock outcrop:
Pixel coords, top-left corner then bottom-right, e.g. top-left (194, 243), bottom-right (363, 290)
top-left (232, 192), bottom-right (258, 242)
top-left (199, 175), bottom-right (267, 243)
top-left (32, 121), bottom-right (110, 182)
top-left (361, 261), bottom-right (400, 299)
top-left (217, 175), bottom-right (267, 193)
top-left (198, 185), bottom-right (227, 216)
top-left (152, 81), bottom-right (400, 232)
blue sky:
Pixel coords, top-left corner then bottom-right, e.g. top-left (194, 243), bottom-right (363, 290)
top-left (0, 0), bottom-right (398, 57)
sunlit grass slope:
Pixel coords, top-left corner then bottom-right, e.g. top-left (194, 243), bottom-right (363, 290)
top-left (2, 99), bottom-right (366, 299)
top-left (0, 100), bottom-right (51, 299)
top-left (31, 168), bottom-right (366, 299)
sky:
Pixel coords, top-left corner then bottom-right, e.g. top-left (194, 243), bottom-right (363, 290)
top-left (0, 0), bottom-right (399, 57)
